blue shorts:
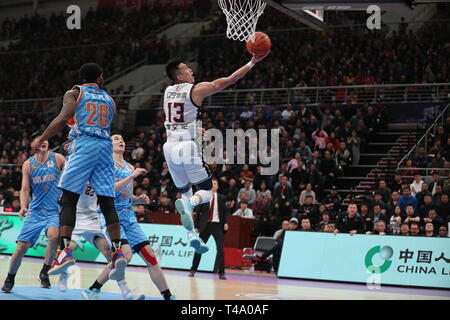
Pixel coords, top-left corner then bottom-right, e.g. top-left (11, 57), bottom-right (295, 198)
top-left (117, 209), bottom-right (149, 253)
top-left (58, 135), bottom-right (115, 197)
top-left (17, 211), bottom-right (59, 246)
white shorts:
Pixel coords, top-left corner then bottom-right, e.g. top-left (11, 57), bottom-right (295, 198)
top-left (163, 140), bottom-right (211, 191)
top-left (72, 212), bottom-right (107, 246)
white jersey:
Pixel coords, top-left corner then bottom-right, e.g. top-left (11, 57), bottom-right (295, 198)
top-left (163, 82), bottom-right (201, 142)
top-left (77, 183), bottom-right (98, 215)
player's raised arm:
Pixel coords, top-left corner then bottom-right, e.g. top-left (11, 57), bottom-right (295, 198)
top-left (114, 168), bottom-right (147, 192)
top-left (191, 52), bottom-right (270, 105)
top-left (31, 89), bottom-right (78, 151)
top-left (19, 160), bottom-right (31, 220)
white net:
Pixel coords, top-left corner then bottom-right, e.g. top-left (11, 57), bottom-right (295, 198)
top-left (218, 0), bottom-right (267, 42)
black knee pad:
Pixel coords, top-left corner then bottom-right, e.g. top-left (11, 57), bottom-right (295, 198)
top-left (194, 177), bottom-right (212, 191)
top-left (60, 189), bottom-right (80, 228)
top-left (177, 183), bottom-right (191, 194)
top-left (97, 195), bottom-right (119, 225)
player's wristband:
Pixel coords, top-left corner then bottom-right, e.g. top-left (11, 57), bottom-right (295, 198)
top-left (246, 61), bottom-right (255, 69)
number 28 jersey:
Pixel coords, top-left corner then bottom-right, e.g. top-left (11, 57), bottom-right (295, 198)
top-left (163, 83), bottom-right (200, 141)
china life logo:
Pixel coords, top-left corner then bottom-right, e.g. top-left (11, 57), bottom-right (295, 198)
top-left (365, 245), bottom-right (393, 289)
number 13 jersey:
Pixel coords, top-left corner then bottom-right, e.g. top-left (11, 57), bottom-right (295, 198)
top-left (163, 83), bottom-right (201, 142)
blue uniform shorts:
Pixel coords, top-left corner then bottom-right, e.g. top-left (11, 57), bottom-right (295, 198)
top-left (58, 135), bottom-right (115, 198)
top-left (16, 210), bottom-right (59, 246)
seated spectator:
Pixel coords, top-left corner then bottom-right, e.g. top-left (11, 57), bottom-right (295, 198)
top-left (404, 204), bottom-right (420, 225)
top-left (297, 140), bottom-right (313, 163)
top-left (239, 164), bottom-right (254, 183)
top-left (252, 193), bottom-right (269, 218)
top-left (299, 218), bottom-right (313, 232)
top-left (414, 146), bottom-right (429, 168)
top-left (375, 179), bottom-right (391, 203)
top-left (409, 222), bottom-right (421, 236)
top-left (415, 182), bottom-right (430, 208)
top-left (324, 186), bottom-right (342, 214)
top-left (238, 180), bottom-right (256, 205)
top-left (273, 220), bottom-right (289, 239)
top-left (366, 220), bottom-right (388, 235)
top-left (424, 222), bottom-right (436, 237)
top-left (422, 208), bottom-right (444, 231)
top-left (372, 192), bottom-right (387, 214)
top-left (389, 173), bottom-right (404, 193)
top-left (299, 183), bottom-right (317, 205)
top-left (437, 194), bottom-right (449, 222)
top-left (398, 187), bottom-right (417, 212)
top-left (428, 171), bottom-right (443, 195)
top-left (156, 195), bottom-right (175, 214)
top-left (419, 193), bottom-right (437, 218)
top-left (334, 203), bottom-right (365, 235)
top-left (399, 223), bottom-right (410, 236)
top-left (389, 205), bottom-right (404, 235)
top-left (323, 221), bottom-right (336, 233)
top-left (432, 185), bottom-right (444, 207)
top-left (233, 200), bottom-right (254, 219)
top-left (401, 159), bottom-right (417, 184)
top-left (438, 225), bottom-right (448, 238)
top-left (371, 204), bottom-right (388, 225)
top-left (360, 204), bottom-right (373, 231)
top-left (318, 211), bottom-right (332, 231)
top-left (335, 142), bottom-right (352, 169)
top-left (298, 195), bottom-right (319, 226)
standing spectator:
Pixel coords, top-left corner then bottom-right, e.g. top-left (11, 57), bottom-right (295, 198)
top-left (347, 130), bottom-right (361, 165)
top-left (311, 129), bottom-right (328, 152)
top-left (335, 142), bottom-right (352, 169)
top-left (273, 176), bottom-right (294, 219)
top-left (410, 174), bottom-right (424, 195)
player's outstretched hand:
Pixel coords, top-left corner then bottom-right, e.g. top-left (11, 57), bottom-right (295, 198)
top-left (18, 207), bottom-right (28, 220)
top-left (132, 168), bottom-right (148, 178)
top-left (251, 51), bottom-right (270, 64)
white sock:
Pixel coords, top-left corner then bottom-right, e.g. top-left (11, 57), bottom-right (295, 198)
top-left (117, 279), bottom-right (130, 296)
top-left (193, 190), bottom-right (212, 205)
top-left (181, 188), bottom-right (193, 201)
top-left (189, 195), bottom-right (200, 207)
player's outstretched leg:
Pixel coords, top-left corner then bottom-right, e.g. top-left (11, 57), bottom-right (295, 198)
top-left (138, 245), bottom-right (175, 300)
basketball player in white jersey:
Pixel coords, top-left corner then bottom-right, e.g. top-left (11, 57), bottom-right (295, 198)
top-left (164, 52), bottom-right (269, 253)
top-left (57, 182), bottom-right (144, 300)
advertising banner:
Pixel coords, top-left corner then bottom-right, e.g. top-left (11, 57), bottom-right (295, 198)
top-left (0, 215), bottom-right (216, 272)
top-left (278, 231), bottom-right (450, 289)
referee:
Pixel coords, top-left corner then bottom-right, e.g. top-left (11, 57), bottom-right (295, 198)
top-left (189, 179), bottom-right (228, 280)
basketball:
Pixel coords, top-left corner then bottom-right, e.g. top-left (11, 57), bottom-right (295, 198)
top-left (246, 32), bottom-right (271, 57)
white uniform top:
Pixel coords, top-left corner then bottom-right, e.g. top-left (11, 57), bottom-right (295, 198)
top-left (77, 183), bottom-right (98, 216)
top-left (163, 82), bottom-right (200, 142)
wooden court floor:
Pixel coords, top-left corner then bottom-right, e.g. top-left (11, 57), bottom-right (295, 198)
top-left (0, 255), bottom-right (449, 300)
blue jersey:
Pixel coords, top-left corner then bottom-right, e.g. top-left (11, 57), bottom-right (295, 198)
top-left (114, 160), bottom-right (134, 211)
top-left (28, 152), bottom-right (61, 213)
top-left (71, 83), bottom-right (115, 140)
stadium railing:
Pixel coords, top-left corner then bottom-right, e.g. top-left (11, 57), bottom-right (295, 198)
top-left (397, 102), bottom-right (450, 168)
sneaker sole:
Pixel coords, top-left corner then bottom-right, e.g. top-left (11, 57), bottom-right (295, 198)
top-left (81, 291), bottom-right (99, 300)
top-left (175, 199), bottom-right (194, 231)
top-left (109, 257), bottom-right (127, 281)
top-left (1, 287), bottom-right (13, 293)
top-left (48, 259), bottom-right (76, 276)
top-left (190, 239), bottom-right (209, 254)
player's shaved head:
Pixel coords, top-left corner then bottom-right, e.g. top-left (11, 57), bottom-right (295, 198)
top-left (79, 63), bottom-right (103, 83)
top-left (166, 58), bottom-right (183, 82)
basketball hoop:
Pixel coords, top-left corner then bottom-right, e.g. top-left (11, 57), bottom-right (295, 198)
top-left (218, 0), bottom-right (267, 42)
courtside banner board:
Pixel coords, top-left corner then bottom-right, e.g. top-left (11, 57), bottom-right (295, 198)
top-left (0, 215), bottom-right (216, 271)
top-left (278, 231), bottom-right (450, 289)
